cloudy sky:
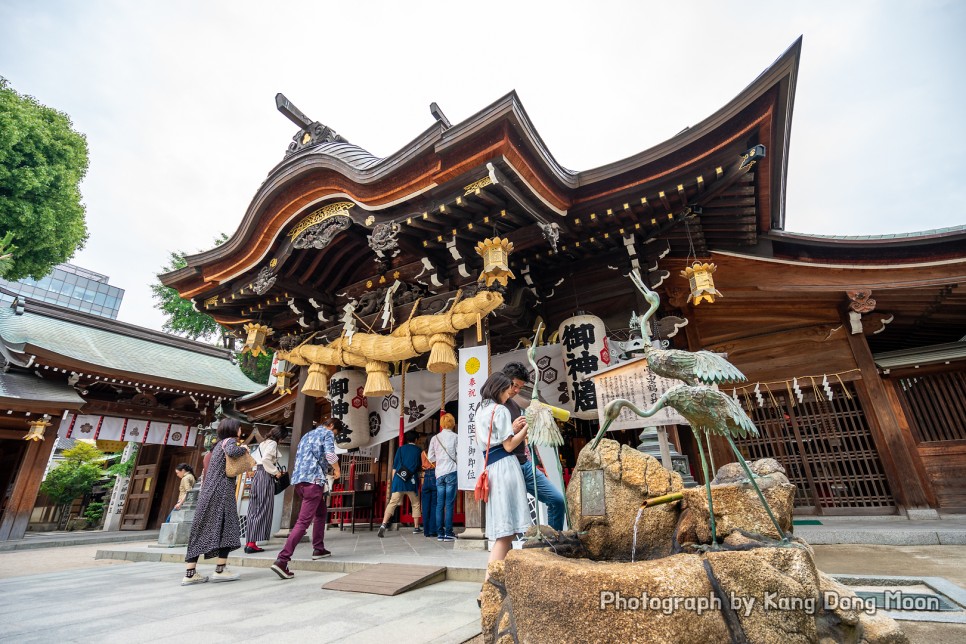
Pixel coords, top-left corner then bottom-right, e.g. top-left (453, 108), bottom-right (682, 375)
top-left (1, 0), bottom-right (963, 332)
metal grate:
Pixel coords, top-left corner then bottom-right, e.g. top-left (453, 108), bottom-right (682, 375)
top-left (732, 382), bottom-right (895, 513)
top-left (896, 369), bottom-right (966, 443)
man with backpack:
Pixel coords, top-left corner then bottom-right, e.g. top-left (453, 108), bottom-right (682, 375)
top-left (377, 430), bottom-right (422, 537)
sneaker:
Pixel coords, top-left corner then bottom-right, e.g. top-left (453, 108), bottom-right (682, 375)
top-left (210, 568), bottom-right (239, 583)
top-left (271, 561), bottom-right (294, 580)
top-left (312, 549), bottom-right (331, 559)
top-left (442, 534), bottom-right (457, 542)
top-left (244, 545), bottom-right (265, 554)
top-left (413, 526), bottom-right (423, 534)
top-left (377, 524), bottom-right (387, 538)
top-left (437, 535), bottom-right (445, 542)
top-left (181, 573), bottom-right (208, 586)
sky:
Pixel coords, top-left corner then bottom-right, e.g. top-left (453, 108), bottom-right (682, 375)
top-left (1, 0), bottom-right (964, 332)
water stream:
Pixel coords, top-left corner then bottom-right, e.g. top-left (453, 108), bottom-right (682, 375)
top-left (631, 506), bottom-right (644, 562)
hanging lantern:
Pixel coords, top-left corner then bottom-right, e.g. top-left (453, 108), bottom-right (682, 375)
top-left (273, 368), bottom-right (295, 396)
top-left (558, 313), bottom-right (610, 420)
top-left (475, 236), bottom-right (515, 287)
top-left (329, 369), bottom-right (370, 449)
top-left (242, 322), bottom-right (273, 356)
top-left (24, 415), bottom-right (51, 441)
top-left (680, 262), bottom-right (723, 305)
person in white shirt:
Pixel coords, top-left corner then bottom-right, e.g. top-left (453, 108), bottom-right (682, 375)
top-left (244, 425), bottom-right (287, 553)
top-left (428, 412), bottom-right (459, 541)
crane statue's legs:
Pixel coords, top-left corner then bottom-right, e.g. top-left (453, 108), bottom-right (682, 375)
top-left (692, 429), bottom-right (720, 548)
top-left (724, 434), bottom-right (788, 543)
top-left (705, 430), bottom-right (717, 476)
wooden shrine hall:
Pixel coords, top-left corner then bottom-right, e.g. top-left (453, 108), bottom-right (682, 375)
top-left (0, 293), bottom-right (260, 540)
top-left (162, 38), bottom-right (966, 520)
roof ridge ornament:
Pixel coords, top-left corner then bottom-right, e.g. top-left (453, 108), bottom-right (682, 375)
top-left (276, 93), bottom-right (348, 158)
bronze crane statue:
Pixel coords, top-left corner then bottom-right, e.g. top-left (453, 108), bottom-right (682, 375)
top-left (627, 269), bottom-right (746, 474)
top-left (590, 386), bottom-right (788, 547)
top-left (628, 269), bottom-right (747, 386)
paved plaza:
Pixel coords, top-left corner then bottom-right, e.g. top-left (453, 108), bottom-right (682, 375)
top-left (4, 520), bottom-right (966, 643)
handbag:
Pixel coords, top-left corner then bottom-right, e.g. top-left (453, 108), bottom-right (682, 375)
top-left (273, 468), bottom-right (291, 495)
top-left (474, 410), bottom-right (496, 503)
top-left (224, 440), bottom-right (256, 478)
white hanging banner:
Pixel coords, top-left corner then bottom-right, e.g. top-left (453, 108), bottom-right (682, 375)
top-left (591, 356), bottom-right (687, 431)
top-left (457, 344), bottom-right (489, 491)
top-left (335, 368), bottom-right (457, 453)
top-left (60, 413), bottom-right (199, 446)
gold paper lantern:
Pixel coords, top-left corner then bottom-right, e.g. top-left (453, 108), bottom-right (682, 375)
top-left (680, 262), bottom-right (723, 305)
top-left (242, 322), bottom-right (273, 356)
top-left (475, 237), bottom-right (515, 287)
top-left (23, 416), bottom-right (51, 441)
top-left (273, 369), bottom-right (294, 396)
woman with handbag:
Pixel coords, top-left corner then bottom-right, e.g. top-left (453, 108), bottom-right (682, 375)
top-left (181, 418), bottom-right (253, 586)
top-left (244, 425), bottom-right (288, 553)
top-left (477, 372), bottom-right (531, 605)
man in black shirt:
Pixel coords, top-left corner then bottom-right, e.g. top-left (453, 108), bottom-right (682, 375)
top-left (502, 362), bottom-right (566, 530)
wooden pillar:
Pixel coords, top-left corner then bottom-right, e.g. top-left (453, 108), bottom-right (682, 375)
top-left (278, 366), bottom-right (316, 532)
top-left (842, 311), bottom-right (936, 515)
top-left (0, 418), bottom-right (60, 541)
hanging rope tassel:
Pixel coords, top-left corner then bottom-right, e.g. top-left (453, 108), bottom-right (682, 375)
top-left (834, 373), bottom-right (853, 399)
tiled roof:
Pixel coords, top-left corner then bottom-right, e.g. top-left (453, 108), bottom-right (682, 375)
top-left (0, 307), bottom-right (260, 395)
top-left (0, 370), bottom-right (86, 406)
top-left (775, 225), bottom-right (966, 241)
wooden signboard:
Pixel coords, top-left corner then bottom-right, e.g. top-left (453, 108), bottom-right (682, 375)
top-left (592, 357), bottom-right (687, 431)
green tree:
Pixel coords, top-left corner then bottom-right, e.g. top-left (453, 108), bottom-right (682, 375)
top-left (0, 77), bottom-right (89, 279)
top-left (151, 234), bottom-right (228, 341)
top-left (152, 234), bottom-right (272, 385)
top-left (40, 443), bottom-right (105, 507)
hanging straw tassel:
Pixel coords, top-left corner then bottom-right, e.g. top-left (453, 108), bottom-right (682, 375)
top-left (426, 333), bottom-right (458, 373)
top-left (476, 312), bottom-right (483, 342)
top-left (834, 373), bottom-right (853, 399)
top-left (785, 381), bottom-right (796, 408)
top-left (301, 363), bottom-right (332, 397)
top-left (363, 360), bottom-right (392, 397)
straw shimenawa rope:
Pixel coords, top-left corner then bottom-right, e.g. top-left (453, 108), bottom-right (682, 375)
top-left (278, 289), bottom-right (504, 397)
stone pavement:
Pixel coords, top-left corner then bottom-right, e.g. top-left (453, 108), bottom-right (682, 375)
top-left (0, 560), bottom-right (482, 643)
top-left (0, 529), bottom-right (161, 552)
top-left (5, 517), bottom-right (966, 643)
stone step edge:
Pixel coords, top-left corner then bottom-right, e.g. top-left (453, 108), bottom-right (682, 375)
top-left (794, 529), bottom-right (966, 546)
top-left (93, 548), bottom-right (485, 582)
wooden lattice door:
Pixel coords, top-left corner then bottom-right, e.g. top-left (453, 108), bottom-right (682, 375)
top-left (731, 382), bottom-right (896, 514)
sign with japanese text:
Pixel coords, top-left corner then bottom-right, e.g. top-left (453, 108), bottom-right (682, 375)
top-left (592, 357), bottom-right (686, 431)
top-left (457, 344), bottom-right (489, 490)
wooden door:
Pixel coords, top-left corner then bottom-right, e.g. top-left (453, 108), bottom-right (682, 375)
top-left (121, 445), bottom-right (163, 530)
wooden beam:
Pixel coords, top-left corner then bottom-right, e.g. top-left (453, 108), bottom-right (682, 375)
top-left (841, 307), bottom-right (935, 512)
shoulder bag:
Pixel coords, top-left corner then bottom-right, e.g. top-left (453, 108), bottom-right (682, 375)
top-left (474, 410), bottom-right (496, 503)
top-left (224, 440), bottom-right (257, 478)
top-left (273, 466), bottom-right (291, 495)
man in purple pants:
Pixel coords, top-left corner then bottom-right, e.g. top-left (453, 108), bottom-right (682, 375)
top-left (270, 417), bottom-right (342, 579)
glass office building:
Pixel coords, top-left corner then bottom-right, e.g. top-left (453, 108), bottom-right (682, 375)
top-left (0, 263), bottom-right (124, 319)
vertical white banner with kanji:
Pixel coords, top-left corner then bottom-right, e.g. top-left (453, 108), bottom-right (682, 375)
top-left (457, 344), bottom-right (489, 491)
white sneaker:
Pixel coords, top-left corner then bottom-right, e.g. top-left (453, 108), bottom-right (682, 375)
top-left (181, 574), bottom-right (208, 586)
top-left (210, 569), bottom-right (240, 583)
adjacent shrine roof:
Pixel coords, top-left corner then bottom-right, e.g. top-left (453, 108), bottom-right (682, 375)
top-left (0, 297), bottom-right (261, 396)
top-left (0, 370), bottom-right (86, 408)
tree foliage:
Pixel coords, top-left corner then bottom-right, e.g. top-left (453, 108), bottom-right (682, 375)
top-left (40, 443), bottom-right (106, 507)
top-left (239, 350), bottom-right (274, 385)
top-left (0, 77), bottom-right (89, 279)
top-left (151, 234), bottom-right (227, 341)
